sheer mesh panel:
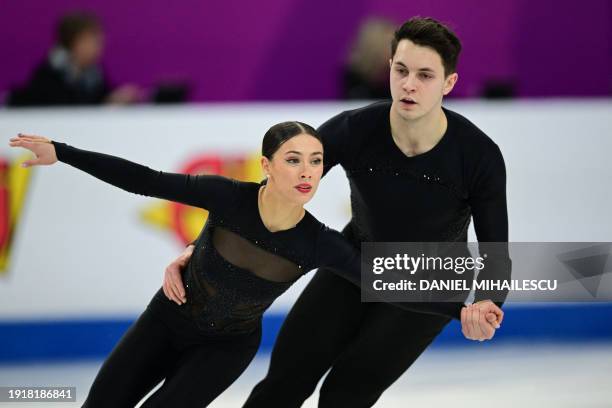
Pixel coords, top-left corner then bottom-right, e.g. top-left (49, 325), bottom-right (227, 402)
top-left (212, 227), bottom-right (302, 283)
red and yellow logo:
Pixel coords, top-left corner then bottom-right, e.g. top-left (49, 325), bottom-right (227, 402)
top-left (0, 155), bottom-right (32, 274)
top-left (140, 152), bottom-right (262, 245)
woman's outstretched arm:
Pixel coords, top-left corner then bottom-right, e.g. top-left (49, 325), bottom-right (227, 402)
top-left (9, 134), bottom-right (237, 211)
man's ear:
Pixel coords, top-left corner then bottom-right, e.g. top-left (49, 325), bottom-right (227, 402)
top-left (443, 72), bottom-right (458, 96)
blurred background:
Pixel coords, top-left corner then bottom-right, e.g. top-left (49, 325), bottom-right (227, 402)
top-left (0, 0), bottom-right (611, 407)
top-left (1, 0), bottom-right (611, 104)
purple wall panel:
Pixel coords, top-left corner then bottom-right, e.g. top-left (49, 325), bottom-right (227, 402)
top-left (0, 0), bottom-right (610, 101)
top-left (247, 0), bottom-right (368, 100)
top-left (514, 0), bottom-right (612, 97)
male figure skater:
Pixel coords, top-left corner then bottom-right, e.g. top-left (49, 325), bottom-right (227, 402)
top-left (165, 17), bottom-right (510, 407)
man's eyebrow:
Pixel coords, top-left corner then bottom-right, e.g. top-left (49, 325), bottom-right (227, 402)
top-left (394, 61), bottom-right (436, 72)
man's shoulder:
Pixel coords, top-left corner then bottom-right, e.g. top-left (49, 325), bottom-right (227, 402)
top-left (318, 100), bottom-right (390, 146)
top-left (344, 100), bottom-right (391, 124)
top-left (445, 107), bottom-right (500, 154)
top-left (323, 100), bottom-right (389, 126)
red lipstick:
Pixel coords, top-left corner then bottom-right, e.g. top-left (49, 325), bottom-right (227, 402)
top-left (295, 183), bottom-right (312, 194)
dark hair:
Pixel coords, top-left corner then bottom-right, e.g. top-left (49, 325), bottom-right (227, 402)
top-left (57, 12), bottom-right (102, 50)
top-left (391, 17), bottom-right (461, 77)
top-left (261, 121), bottom-right (321, 160)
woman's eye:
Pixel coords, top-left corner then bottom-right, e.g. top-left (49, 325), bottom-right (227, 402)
top-left (311, 158), bottom-right (322, 165)
top-left (286, 158), bottom-right (299, 164)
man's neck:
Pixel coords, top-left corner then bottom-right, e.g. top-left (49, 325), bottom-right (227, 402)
top-left (389, 104), bottom-right (448, 157)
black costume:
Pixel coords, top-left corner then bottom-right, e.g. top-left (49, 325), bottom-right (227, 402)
top-left (243, 101), bottom-right (510, 407)
top-left (50, 141), bottom-right (461, 407)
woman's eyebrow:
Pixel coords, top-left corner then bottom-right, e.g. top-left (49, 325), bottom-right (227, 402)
top-left (285, 150), bottom-right (323, 155)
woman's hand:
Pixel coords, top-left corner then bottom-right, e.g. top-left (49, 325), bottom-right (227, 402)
top-left (8, 134), bottom-right (58, 167)
top-left (163, 244), bottom-right (194, 305)
top-left (460, 300), bottom-right (503, 342)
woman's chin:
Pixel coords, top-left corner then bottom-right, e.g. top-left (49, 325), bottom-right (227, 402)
top-left (290, 193), bottom-right (313, 206)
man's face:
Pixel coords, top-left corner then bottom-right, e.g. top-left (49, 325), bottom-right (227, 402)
top-left (389, 39), bottom-right (457, 121)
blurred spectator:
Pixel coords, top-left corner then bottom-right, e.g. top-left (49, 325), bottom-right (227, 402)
top-left (7, 12), bottom-right (142, 107)
top-left (341, 18), bottom-right (395, 100)
top-left (481, 78), bottom-right (516, 99)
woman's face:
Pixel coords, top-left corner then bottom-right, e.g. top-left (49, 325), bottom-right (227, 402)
top-left (262, 133), bottom-right (324, 206)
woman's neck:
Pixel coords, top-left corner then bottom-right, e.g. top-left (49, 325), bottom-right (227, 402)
top-left (258, 184), bottom-right (305, 232)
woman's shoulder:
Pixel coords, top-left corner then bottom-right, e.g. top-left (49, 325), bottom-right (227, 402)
top-left (301, 212), bottom-right (347, 245)
top-left (300, 210), bottom-right (326, 231)
top-left (212, 177), bottom-right (261, 196)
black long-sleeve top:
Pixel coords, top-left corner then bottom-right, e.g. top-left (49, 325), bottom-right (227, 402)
top-left (52, 141), bottom-right (464, 335)
top-left (318, 101), bottom-right (511, 305)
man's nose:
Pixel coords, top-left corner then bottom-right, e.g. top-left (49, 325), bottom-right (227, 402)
top-left (402, 74), bottom-right (417, 92)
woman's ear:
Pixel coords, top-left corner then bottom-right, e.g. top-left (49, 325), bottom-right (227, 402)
top-left (260, 156), bottom-right (271, 177)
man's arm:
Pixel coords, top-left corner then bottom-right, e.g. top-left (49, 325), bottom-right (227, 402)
top-left (469, 143), bottom-right (512, 306)
top-left (317, 111), bottom-right (351, 177)
top-left (163, 244), bottom-right (194, 305)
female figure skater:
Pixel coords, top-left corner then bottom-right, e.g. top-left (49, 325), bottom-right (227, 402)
top-left (9, 123), bottom-right (500, 407)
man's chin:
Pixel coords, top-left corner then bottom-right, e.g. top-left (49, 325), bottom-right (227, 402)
top-left (393, 104), bottom-right (421, 121)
